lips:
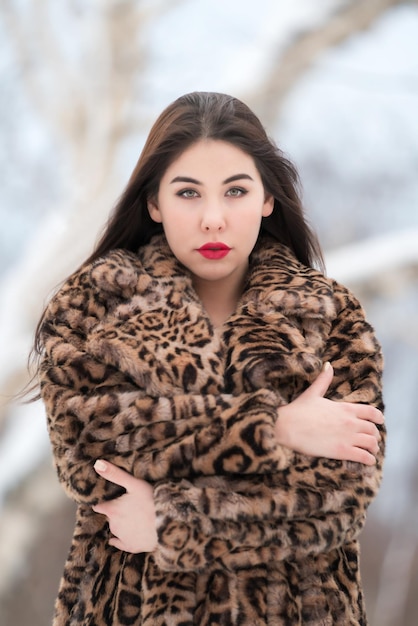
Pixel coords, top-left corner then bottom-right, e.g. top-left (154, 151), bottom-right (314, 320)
top-left (197, 242), bottom-right (231, 260)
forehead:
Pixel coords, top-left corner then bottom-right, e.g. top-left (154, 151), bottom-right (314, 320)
top-left (163, 139), bottom-right (259, 178)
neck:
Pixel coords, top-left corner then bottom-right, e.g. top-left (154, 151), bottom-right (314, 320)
top-left (192, 272), bottom-right (247, 328)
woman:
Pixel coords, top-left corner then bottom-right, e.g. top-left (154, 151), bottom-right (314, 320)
top-left (36, 92), bottom-right (385, 625)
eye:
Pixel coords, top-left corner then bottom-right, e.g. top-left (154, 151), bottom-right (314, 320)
top-left (177, 189), bottom-right (199, 199)
top-left (226, 187), bottom-right (247, 197)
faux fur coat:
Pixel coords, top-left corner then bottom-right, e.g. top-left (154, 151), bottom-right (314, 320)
top-left (40, 235), bottom-right (385, 625)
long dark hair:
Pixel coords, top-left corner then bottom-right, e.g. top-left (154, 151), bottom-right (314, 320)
top-left (31, 92), bottom-right (323, 366)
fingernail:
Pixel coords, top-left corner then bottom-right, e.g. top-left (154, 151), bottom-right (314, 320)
top-left (322, 361), bottom-right (331, 372)
top-left (94, 460), bottom-right (107, 473)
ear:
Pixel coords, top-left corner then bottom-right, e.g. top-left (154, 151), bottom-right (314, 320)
top-left (147, 198), bottom-right (163, 223)
top-left (262, 194), bottom-right (274, 217)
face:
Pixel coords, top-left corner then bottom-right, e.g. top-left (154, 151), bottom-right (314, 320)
top-left (148, 139), bottom-right (274, 298)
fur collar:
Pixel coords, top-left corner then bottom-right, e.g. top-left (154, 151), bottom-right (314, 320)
top-left (86, 235), bottom-right (337, 401)
top-left (89, 234), bottom-right (336, 318)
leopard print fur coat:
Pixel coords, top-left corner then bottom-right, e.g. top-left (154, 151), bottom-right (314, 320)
top-left (40, 234), bottom-right (385, 625)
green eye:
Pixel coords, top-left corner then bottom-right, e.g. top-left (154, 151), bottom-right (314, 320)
top-left (227, 187), bottom-right (246, 197)
top-left (178, 189), bottom-right (198, 198)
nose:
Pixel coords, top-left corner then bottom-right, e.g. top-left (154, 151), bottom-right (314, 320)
top-left (200, 202), bottom-right (226, 232)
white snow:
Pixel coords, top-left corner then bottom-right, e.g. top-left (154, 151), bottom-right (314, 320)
top-left (278, 4), bottom-right (418, 249)
top-left (0, 402), bottom-right (49, 506)
top-left (325, 228), bottom-right (418, 284)
top-left (136, 0), bottom-right (348, 113)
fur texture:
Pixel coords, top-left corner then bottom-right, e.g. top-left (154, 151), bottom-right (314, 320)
top-left (40, 235), bottom-right (385, 625)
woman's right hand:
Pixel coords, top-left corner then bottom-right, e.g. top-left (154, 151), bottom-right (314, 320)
top-left (275, 362), bottom-right (384, 465)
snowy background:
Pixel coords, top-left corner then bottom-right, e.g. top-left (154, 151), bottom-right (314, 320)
top-left (0, 1), bottom-right (417, 624)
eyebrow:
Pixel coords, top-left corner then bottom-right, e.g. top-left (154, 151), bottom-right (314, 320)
top-left (169, 173), bottom-right (254, 185)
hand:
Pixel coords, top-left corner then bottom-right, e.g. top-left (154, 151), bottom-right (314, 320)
top-left (92, 460), bottom-right (157, 553)
top-left (275, 362), bottom-right (384, 465)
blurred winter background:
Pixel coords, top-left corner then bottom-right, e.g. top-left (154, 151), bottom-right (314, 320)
top-left (0, 0), bottom-right (417, 624)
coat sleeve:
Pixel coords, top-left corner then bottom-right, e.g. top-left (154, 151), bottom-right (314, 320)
top-left (151, 283), bottom-right (385, 571)
top-left (40, 279), bottom-right (293, 505)
top-left (153, 483), bottom-right (366, 572)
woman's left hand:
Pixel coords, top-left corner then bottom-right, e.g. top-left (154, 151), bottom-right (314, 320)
top-left (92, 460), bottom-right (157, 554)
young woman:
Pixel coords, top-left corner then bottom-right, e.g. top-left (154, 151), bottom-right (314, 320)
top-left (36, 91), bottom-right (385, 625)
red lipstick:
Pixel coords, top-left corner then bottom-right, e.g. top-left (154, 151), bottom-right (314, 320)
top-left (197, 242), bottom-right (231, 260)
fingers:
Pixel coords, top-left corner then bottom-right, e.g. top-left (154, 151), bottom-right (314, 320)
top-left (94, 460), bottom-right (135, 490)
top-left (354, 404), bottom-right (385, 425)
top-left (331, 408), bottom-right (382, 466)
top-left (355, 432), bottom-right (380, 455)
top-left (343, 412), bottom-right (382, 456)
top-left (302, 362), bottom-right (334, 399)
top-left (92, 504), bottom-right (124, 549)
top-left (365, 422), bottom-right (381, 441)
top-left (349, 447), bottom-right (377, 466)
top-left (92, 496), bottom-right (121, 516)
top-left (335, 439), bottom-right (378, 466)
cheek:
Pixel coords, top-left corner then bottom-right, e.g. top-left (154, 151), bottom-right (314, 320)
top-left (236, 215), bottom-right (263, 247)
top-left (240, 205), bottom-right (266, 227)
top-left (160, 217), bottom-right (190, 251)
top-left (162, 209), bottom-right (193, 233)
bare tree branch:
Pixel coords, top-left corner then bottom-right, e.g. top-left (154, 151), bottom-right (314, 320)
top-left (251, 0), bottom-right (408, 126)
